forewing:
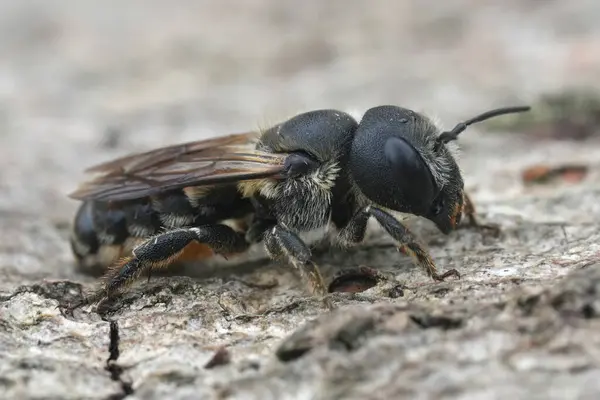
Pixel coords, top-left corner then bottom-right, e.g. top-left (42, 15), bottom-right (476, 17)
top-left (70, 132), bottom-right (287, 202)
top-left (84, 131), bottom-right (256, 175)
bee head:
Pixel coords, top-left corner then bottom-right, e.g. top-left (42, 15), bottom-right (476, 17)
top-left (349, 105), bottom-right (530, 233)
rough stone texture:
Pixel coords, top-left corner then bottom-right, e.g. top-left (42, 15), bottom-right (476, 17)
top-left (1, 1), bottom-right (600, 399)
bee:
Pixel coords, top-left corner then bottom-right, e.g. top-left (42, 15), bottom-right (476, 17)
top-left (68, 104), bottom-right (530, 308)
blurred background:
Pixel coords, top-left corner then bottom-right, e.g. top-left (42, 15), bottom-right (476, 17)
top-left (0, 0), bottom-right (599, 273)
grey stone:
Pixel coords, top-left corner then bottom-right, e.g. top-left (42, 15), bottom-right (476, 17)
top-left (2, 1), bottom-right (600, 399)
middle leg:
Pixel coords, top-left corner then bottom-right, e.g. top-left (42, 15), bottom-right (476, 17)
top-left (263, 225), bottom-right (330, 304)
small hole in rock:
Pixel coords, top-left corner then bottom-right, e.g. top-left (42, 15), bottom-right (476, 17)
top-left (581, 303), bottom-right (595, 319)
top-left (328, 272), bottom-right (379, 293)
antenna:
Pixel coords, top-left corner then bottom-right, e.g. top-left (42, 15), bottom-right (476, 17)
top-left (434, 105), bottom-right (531, 150)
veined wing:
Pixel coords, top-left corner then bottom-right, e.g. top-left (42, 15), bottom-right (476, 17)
top-left (69, 132), bottom-right (287, 202)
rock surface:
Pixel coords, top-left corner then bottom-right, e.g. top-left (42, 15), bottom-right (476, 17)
top-left (1, 1), bottom-right (600, 399)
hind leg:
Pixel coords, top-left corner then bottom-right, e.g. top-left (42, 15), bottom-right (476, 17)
top-left (82, 224), bottom-right (250, 305)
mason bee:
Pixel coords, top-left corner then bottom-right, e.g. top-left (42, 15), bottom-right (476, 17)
top-left (69, 104), bottom-right (530, 307)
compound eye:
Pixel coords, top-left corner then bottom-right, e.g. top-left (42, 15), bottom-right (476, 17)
top-left (384, 137), bottom-right (424, 175)
top-left (381, 137), bottom-right (437, 214)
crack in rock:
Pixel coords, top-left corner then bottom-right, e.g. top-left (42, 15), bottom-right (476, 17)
top-left (105, 320), bottom-right (134, 400)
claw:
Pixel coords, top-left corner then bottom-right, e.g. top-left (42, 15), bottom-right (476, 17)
top-left (59, 298), bottom-right (89, 317)
top-left (431, 268), bottom-right (461, 282)
top-left (321, 296), bottom-right (334, 310)
top-left (477, 222), bottom-right (501, 237)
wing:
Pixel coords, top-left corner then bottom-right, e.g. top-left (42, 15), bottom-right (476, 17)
top-left (69, 131), bottom-right (288, 202)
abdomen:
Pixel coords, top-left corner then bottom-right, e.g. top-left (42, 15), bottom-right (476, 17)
top-left (69, 185), bottom-right (254, 274)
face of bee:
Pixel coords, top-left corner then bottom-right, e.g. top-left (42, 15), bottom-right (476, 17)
top-left (424, 178), bottom-right (465, 234)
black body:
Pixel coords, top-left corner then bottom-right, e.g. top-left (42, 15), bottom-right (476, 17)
top-left (70, 104), bottom-right (530, 305)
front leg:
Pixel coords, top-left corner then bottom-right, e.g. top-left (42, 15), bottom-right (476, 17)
top-left (263, 225), bottom-right (330, 304)
top-left (339, 206), bottom-right (460, 281)
top-left (461, 192), bottom-right (500, 235)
